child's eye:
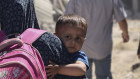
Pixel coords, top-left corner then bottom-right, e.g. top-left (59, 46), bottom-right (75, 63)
top-left (65, 35), bottom-right (71, 39)
top-left (76, 37), bottom-right (82, 41)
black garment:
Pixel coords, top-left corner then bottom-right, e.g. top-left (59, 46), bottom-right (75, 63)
top-left (32, 32), bottom-right (73, 66)
top-left (0, 0), bottom-right (39, 35)
top-left (53, 74), bottom-right (87, 79)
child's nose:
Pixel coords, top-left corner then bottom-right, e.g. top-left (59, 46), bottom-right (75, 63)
top-left (70, 39), bottom-right (76, 46)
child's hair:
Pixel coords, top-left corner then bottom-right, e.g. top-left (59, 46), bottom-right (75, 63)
top-left (55, 14), bottom-right (88, 36)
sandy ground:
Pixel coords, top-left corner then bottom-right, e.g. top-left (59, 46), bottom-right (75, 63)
top-left (112, 19), bottom-right (140, 79)
top-left (91, 19), bottom-right (140, 79)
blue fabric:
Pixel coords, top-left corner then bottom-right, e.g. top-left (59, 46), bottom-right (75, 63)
top-left (32, 32), bottom-right (89, 79)
top-left (0, 0), bottom-right (39, 35)
top-left (72, 51), bottom-right (89, 70)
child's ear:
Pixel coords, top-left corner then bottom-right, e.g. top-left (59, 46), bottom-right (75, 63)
top-left (84, 38), bottom-right (86, 41)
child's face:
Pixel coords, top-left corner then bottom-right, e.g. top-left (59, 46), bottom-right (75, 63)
top-left (56, 24), bottom-right (86, 54)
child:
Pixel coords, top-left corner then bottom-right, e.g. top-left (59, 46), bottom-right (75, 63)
top-left (29, 14), bottom-right (88, 79)
top-left (46, 14), bottom-right (89, 79)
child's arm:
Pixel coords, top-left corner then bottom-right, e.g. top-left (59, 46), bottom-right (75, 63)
top-left (57, 61), bottom-right (87, 76)
top-left (46, 60), bottom-right (87, 78)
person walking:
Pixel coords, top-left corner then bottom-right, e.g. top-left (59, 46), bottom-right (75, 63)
top-left (65, 0), bottom-right (129, 79)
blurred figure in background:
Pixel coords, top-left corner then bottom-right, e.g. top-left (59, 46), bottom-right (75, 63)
top-left (137, 40), bottom-right (140, 59)
top-left (65, 0), bottom-right (129, 79)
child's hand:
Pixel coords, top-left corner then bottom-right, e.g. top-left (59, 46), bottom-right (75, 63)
top-left (46, 61), bottom-right (60, 79)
